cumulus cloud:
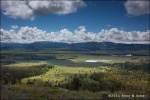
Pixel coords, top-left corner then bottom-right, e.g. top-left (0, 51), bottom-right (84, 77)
top-left (97, 28), bottom-right (149, 44)
top-left (75, 26), bottom-right (96, 42)
top-left (11, 25), bottom-right (19, 29)
top-left (0, 26), bottom-right (149, 44)
top-left (1, 0), bottom-right (86, 20)
top-left (124, 0), bottom-right (150, 16)
top-left (1, 1), bottom-right (34, 20)
top-left (0, 29), bottom-right (20, 43)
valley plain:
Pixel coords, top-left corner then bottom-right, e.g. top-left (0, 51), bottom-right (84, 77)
top-left (0, 42), bottom-right (150, 99)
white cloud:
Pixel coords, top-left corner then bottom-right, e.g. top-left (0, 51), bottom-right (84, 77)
top-left (75, 26), bottom-right (96, 42)
top-left (18, 26), bottom-right (47, 42)
top-left (0, 29), bottom-right (20, 43)
top-left (124, 0), bottom-right (150, 16)
top-left (0, 26), bottom-right (149, 44)
top-left (11, 25), bottom-right (18, 29)
top-left (1, 0), bottom-right (86, 20)
top-left (1, 1), bottom-right (34, 20)
top-left (97, 28), bottom-right (149, 44)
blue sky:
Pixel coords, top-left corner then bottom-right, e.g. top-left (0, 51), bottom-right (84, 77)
top-left (0, 0), bottom-right (149, 44)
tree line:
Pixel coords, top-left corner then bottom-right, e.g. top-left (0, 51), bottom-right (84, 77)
top-left (112, 59), bottom-right (150, 73)
top-left (0, 64), bottom-right (54, 84)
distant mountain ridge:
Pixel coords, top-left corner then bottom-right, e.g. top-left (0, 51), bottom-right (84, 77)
top-left (1, 41), bottom-right (149, 51)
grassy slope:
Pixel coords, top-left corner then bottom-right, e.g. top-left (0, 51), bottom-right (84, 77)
top-left (1, 84), bottom-right (113, 100)
top-left (1, 65), bottom-right (149, 99)
top-left (1, 49), bottom-right (150, 99)
top-left (5, 61), bottom-right (48, 67)
top-left (4, 53), bottom-right (149, 85)
top-left (22, 66), bottom-right (104, 85)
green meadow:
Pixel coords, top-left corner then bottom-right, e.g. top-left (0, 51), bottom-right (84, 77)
top-left (1, 49), bottom-right (150, 99)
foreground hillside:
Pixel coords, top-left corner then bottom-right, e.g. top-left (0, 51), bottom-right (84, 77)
top-left (1, 84), bottom-right (111, 99)
top-left (1, 60), bottom-right (150, 99)
top-left (0, 46), bottom-right (149, 99)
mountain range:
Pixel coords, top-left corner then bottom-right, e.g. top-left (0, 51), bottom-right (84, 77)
top-left (1, 42), bottom-right (149, 51)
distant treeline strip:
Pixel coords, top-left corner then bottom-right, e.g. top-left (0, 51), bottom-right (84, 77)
top-left (0, 64), bottom-right (54, 84)
top-left (112, 59), bottom-right (150, 73)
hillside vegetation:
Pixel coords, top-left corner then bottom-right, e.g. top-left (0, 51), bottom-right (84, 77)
top-left (0, 46), bottom-right (149, 99)
top-left (1, 59), bottom-right (149, 99)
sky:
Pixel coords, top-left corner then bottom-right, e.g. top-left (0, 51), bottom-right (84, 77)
top-left (0, 0), bottom-right (150, 44)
